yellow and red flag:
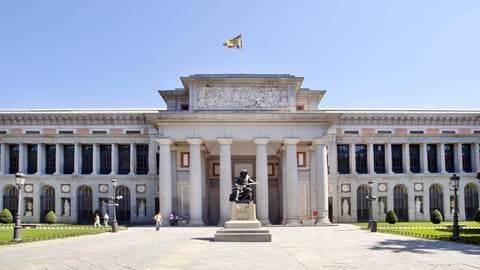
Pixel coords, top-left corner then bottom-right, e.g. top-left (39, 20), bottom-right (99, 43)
top-left (222, 34), bottom-right (243, 49)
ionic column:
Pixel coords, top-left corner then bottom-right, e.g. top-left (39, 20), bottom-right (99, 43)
top-left (156, 138), bottom-right (173, 221)
top-left (314, 140), bottom-right (330, 224)
top-left (386, 143), bottom-right (393, 174)
top-left (421, 143), bottom-right (429, 173)
top-left (217, 138), bottom-right (233, 225)
top-left (439, 143), bottom-right (446, 173)
top-left (474, 143), bottom-right (480, 172)
top-left (92, 143), bottom-right (99, 175)
top-left (18, 143), bottom-right (25, 173)
top-left (349, 143), bottom-right (356, 174)
top-left (36, 144), bottom-right (44, 175)
top-left (187, 138), bottom-right (204, 226)
top-left (367, 143), bottom-right (375, 174)
top-left (456, 143), bottom-right (464, 173)
top-left (110, 143), bottom-right (117, 175)
top-left (0, 143), bottom-right (6, 174)
top-left (148, 138), bottom-right (157, 175)
top-left (403, 143), bottom-right (410, 173)
top-left (284, 138), bottom-right (301, 226)
top-left (74, 143), bottom-right (81, 175)
top-left (254, 138), bottom-right (270, 225)
top-left (54, 143), bottom-right (62, 175)
top-left (129, 143), bottom-right (136, 175)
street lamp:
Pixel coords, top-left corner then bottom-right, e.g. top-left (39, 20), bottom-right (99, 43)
top-left (366, 179), bottom-right (377, 232)
top-left (109, 179), bottom-right (123, 233)
top-left (450, 174), bottom-right (460, 241)
top-left (13, 173), bottom-right (25, 242)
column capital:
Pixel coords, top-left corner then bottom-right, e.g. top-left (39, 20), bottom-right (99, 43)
top-left (254, 138), bottom-right (270, 145)
top-left (217, 138), bottom-right (233, 145)
top-left (283, 138), bottom-right (300, 145)
top-left (155, 138), bottom-right (173, 145)
top-left (186, 138), bottom-right (203, 145)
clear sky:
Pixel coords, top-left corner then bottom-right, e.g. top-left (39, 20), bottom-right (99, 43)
top-left (0, 1), bottom-right (479, 109)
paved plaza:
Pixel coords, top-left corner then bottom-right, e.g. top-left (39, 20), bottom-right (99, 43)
top-left (0, 224), bottom-right (478, 270)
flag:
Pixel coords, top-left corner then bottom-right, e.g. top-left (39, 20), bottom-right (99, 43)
top-left (222, 34), bottom-right (243, 49)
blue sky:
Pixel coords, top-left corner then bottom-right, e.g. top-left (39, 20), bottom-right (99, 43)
top-left (0, 1), bottom-right (479, 109)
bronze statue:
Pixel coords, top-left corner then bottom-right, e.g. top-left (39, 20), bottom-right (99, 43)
top-left (229, 169), bottom-right (257, 203)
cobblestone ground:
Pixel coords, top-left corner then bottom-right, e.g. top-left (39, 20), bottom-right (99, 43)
top-left (0, 224), bottom-right (479, 270)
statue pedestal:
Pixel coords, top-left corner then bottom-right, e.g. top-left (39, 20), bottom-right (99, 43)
top-left (215, 202), bottom-right (272, 242)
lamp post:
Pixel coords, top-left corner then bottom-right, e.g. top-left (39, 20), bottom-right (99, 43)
top-left (366, 179), bottom-right (377, 232)
top-left (109, 179), bottom-right (123, 233)
top-left (450, 174), bottom-right (460, 241)
top-left (13, 173), bottom-right (25, 242)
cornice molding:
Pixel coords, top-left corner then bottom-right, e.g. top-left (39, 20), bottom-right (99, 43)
top-left (0, 113), bottom-right (152, 125)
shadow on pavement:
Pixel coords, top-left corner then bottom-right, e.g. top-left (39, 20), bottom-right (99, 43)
top-left (370, 238), bottom-right (480, 255)
top-left (191, 237), bottom-right (215, 242)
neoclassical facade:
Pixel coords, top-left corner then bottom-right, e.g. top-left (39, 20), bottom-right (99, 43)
top-left (0, 74), bottom-right (479, 225)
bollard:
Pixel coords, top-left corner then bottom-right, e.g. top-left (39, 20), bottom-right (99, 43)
top-left (370, 221), bottom-right (377, 232)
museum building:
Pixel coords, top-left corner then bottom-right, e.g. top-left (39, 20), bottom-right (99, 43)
top-left (0, 74), bottom-right (479, 225)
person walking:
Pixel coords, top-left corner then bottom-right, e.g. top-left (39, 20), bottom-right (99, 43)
top-left (93, 213), bottom-right (101, 227)
top-left (103, 212), bottom-right (109, 227)
top-left (154, 212), bottom-right (163, 231)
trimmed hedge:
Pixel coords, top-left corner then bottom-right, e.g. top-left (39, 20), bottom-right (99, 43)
top-left (45, 211), bottom-right (57, 224)
top-left (386, 210), bottom-right (398, 224)
top-left (430, 209), bottom-right (443, 224)
top-left (474, 208), bottom-right (480, 223)
top-left (0, 209), bottom-right (13, 224)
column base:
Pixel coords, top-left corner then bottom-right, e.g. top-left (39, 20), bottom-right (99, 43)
top-left (217, 220), bottom-right (226, 227)
top-left (284, 219), bottom-right (302, 226)
top-left (128, 172), bottom-right (135, 176)
top-left (53, 172), bottom-right (61, 175)
top-left (91, 172), bottom-right (97, 176)
top-left (188, 219), bottom-right (205, 226)
top-left (315, 217), bottom-right (332, 226)
top-left (109, 172), bottom-right (116, 176)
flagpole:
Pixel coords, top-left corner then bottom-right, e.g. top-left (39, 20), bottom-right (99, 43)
top-left (240, 34), bottom-right (246, 74)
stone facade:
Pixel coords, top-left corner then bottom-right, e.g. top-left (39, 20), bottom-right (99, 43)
top-left (0, 74), bottom-right (479, 225)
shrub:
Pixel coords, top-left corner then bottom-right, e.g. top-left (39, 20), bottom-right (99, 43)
top-left (474, 208), bottom-right (480, 223)
top-left (385, 210), bottom-right (398, 224)
top-left (0, 208), bottom-right (13, 224)
top-left (430, 209), bottom-right (443, 224)
top-left (45, 211), bottom-right (57, 224)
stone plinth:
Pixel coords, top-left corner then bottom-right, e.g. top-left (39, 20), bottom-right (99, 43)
top-left (215, 202), bottom-right (272, 242)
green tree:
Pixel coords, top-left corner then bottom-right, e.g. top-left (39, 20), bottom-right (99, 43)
top-left (0, 208), bottom-right (13, 224)
top-left (474, 208), bottom-right (480, 223)
top-left (385, 210), bottom-right (398, 224)
top-left (45, 211), bottom-right (57, 224)
top-left (430, 209), bottom-right (443, 224)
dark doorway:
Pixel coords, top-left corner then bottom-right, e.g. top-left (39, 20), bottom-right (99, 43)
top-left (465, 184), bottom-right (479, 220)
top-left (77, 186), bottom-right (92, 224)
top-left (357, 185), bottom-right (370, 222)
top-left (429, 185), bottom-right (444, 217)
top-left (393, 185), bottom-right (408, 221)
top-left (116, 186), bottom-right (131, 223)
top-left (40, 186), bottom-right (55, 222)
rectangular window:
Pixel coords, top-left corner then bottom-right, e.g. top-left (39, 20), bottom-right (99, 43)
top-left (25, 130), bottom-right (40, 134)
top-left (118, 145), bottom-right (130, 175)
top-left (156, 152), bottom-right (159, 175)
top-left (0, 130), bottom-right (7, 134)
top-left (296, 105), bottom-right (304, 111)
top-left (99, 145), bottom-right (112, 174)
top-left (92, 130), bottom-right (107, 134)
top-left (462, 144), bottom-right (472, 173)
top-left (297, 152), bottom-right (307, 167)
top-left (136, 144), bottom-right (149, 175)
top-left (45, 144), bottom-right (56, 174)
top-left (474, 130), bottom-right (480, 134)
top-left (409, 144), bottom-right (421, 173)
top-left (410, 130), bottom-right (424, 134)
top-left (63, 145), bottom-right (75, 174)
top-left (355, 144), bottom-right (368, 174)
top-left (27, 145), bottom-right (37, 174)
top-left (427, 144), bottom-right (438, 173)
top-left (180, 152), bottom-right (190, 168)
top-left (180, 104), bottom-right (189, 111)
top-left (442, 130), bottom-right (456, 134)
top-left (391, 144), bottom-right (403, 173)
top-left (9, 144), bottom-right (19, 174)
top-left (337, 145), bottom-right (350, 174)
top-left (444, 144), bottom-right (455, 173)
top-left (58, 130), bottom-right (74, 134)
top-left (344, 130), bottom-right (359, 134)
top-left (126, 130), bottom-right (141, 134)
top-left (377, 130), bottom-right (392, 134)
top-left (373, 144), bottom-right (385, 173)
top-left (81, 145), bottom-right (93, 174)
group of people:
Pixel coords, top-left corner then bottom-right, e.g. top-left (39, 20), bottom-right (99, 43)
top-left (93, 212), bottom-right (109, 227)
top-left (152, 212), bottom-right (190, 231)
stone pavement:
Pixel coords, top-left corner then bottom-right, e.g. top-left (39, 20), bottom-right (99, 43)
top-left (0, 224), bottom-right (479, 270)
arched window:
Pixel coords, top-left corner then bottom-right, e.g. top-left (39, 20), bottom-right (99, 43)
top-left (2, 185), bottom-right (18, 215)
top-left (41, 186), bottom-right (55, 222)
top-left (393, 185), bottom-right (408, 221)
top-left (116, 186), bottom-right (131, 223)
top-left (357, 185), bottom-right (370, 222)
top-left (77, 186), bottom-right (92, 224)
top-left (464, 184), bottom-right (479, 220)
top-left (429, 185), bottom-right (443, 217)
